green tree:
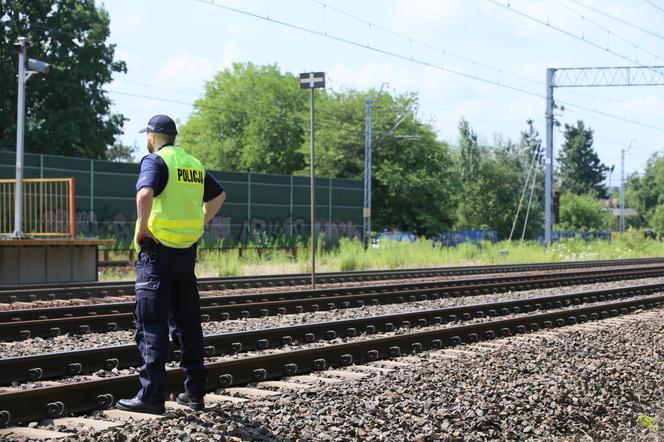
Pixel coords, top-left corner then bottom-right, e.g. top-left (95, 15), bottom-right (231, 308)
top-left (557, 120), bottom-right (609, 197)
top-left (454, 118), bottom-right (484, 229)
top-left (0, 0), bottom-right (126, 159)
top-left (179, 63), bottom-right (306, 174)
top-left (626, 152), bottom-right (664, 229)
top-left (314, 89), bottom-right (457, 235)
top-left (453, 119), bottom-right (546, 239)
top-left (513, 119), bottom-right (544, 239)
top-left (106, 141), bottom-right (136, 162)
top-left (558, 192), bottom-right (612, 230)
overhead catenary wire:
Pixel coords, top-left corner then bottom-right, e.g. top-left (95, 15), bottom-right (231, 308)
top-left (25, 8), bottom-right (664, 112)
top-left (487, 0), bottom-right (664, 80)
top-left (194, 0), bottom-right (664, 134)
top-left (551, 0), bottom-right (664, 64)
top-left (642, 0), bottom-right (664, 13)
top-left (567, 0), bottom-right (664, 42)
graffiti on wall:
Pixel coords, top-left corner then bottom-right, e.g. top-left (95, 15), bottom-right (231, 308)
top-left (74, 211), bottom-right (359, 242)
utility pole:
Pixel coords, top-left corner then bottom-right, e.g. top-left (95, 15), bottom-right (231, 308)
top-left (13, 37), bottom-right (50, 238)
top-left (363, 83), bottom-right (388, 249)
top-left (620, 140), bottom-right (634, 234)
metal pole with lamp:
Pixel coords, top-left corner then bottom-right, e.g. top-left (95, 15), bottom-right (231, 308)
top-left (13, 37), bottom-right (50, 238)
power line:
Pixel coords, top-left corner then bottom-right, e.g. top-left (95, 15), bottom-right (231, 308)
top-left (28, 11), bottom-right (664, 112)
top-left (195, 0), bottom-right (664, 133)
top-left (642, 0), bottom-right (664, 13)
top-left (313, 0), bottom-right (664, 111)
top-left (310, 0), bottom-right (541, 88)
top-left (488, 0), bottom-right (664, 78)
top-left (554, 0), bottom-right (664, 60)
top-left (194, 0), bottom-right (542, 97)
top-left (567, 0), bottom-right (664, 42)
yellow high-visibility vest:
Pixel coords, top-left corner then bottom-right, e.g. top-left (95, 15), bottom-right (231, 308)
top-left (134, 146), bottom-right (205, 250)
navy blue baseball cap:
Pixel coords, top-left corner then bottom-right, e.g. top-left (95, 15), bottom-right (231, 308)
top-left (139, 114), bottom-right (178, 135)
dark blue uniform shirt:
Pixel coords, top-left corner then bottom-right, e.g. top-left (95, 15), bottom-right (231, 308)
top-left (135, 146), bottom-right (224, 202)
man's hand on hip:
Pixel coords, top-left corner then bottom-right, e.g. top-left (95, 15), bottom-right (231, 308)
top-left (135, 225), bottom-right (160, 246)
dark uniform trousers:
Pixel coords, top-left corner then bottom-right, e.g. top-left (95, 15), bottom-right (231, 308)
top-left (134, 243), bottom-right (208, 403)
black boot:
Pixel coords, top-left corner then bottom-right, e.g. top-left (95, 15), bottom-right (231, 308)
top-left (176, 392), bottom-right (205, 411)
top-left (117, 397), bottom-right (165, 414)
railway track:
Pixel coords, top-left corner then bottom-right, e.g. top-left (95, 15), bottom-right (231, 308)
top-left (2, 257), bottom-right (663, 303)
top-left (2, 280), bottom-right (663, 385)
top-left (0, 292), bottom-right (661, 427)
top-left (2, 264), bottom-right (664, 341)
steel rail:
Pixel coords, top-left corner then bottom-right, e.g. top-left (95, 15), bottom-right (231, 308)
top-left (4, 263), bottom-right (664, 324)
top-left (2, 281), bottom-right (662, 384)
top-left (2, 265), bottom-right (664, 341)
top-left (2, 257), bottom-right (663, 303)
top-left (0, 294), bottom-right (661, 426)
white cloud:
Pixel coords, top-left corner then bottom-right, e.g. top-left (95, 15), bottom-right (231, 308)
top-left (391, 0), bottom-right (465, 33)
top-left (152, 41), bottom-right (245, 93)
top-left (327, 61), bottom-right (456, 99)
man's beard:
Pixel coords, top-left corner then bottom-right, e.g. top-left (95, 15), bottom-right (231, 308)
top-left (147, 139), bottom-right (155, 153)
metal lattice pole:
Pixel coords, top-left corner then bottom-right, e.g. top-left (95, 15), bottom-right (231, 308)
top-left (544, 68), bottom-right (555, 245)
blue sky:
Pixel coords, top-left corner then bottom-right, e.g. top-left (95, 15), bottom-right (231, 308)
top-left (101, 0), bottom-right (664, 184)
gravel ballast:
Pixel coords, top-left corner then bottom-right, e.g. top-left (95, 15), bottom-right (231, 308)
top-left (36, 306), bottom-right (664, 441)
top-left (2, 276), bottom-right (664, 359)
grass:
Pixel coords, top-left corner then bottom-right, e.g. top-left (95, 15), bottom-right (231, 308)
top-left (98, 231), bottom-right (664, 281)
top-left (637, 415), bottom-right (659, 432)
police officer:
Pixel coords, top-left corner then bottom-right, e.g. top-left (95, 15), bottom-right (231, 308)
top-left (117, 115), bottom-right (226, 414)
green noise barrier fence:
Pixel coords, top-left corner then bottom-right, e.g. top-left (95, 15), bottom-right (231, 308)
top-left (0, 151), bottom-right (363, 245)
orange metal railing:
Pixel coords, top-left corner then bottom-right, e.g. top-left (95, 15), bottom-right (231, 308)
top-left (0, 178), bottom-right (75, 238)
